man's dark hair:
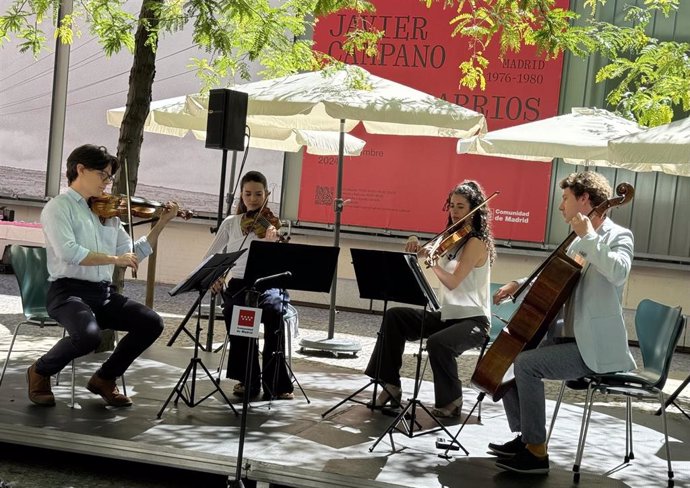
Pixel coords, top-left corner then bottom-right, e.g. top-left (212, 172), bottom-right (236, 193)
top-left (65, 144), bottom-right (120, 184)
top-left (559, 171), bottom-right (612, 208)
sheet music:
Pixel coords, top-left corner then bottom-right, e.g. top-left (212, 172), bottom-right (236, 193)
top-left (169, 250), bottom-right (245, 296)
top-left (404, 254), bottom-right (441, 311)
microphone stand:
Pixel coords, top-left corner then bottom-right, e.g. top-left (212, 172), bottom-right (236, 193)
top-left (228, 272), bottom-right (291, 488)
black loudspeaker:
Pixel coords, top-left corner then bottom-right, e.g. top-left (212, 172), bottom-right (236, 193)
top-left (205, 88), bottom-right (248, 151)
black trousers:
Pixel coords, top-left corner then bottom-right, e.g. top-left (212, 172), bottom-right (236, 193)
top-left (222, 279), bottom-right (293, 395)
top-left (364, 306), bottom-right (489, 407)
top-left (36, 278), bottom-right (164, 379)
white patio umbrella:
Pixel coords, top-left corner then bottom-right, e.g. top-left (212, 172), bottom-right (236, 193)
top-left (106, 98), bottom-right (367, 156)
top-left (607, 116), bottom-right (690, 177)
top-left (211, 65), bottom-right (487, 349)
top-left (457, 107), bottom-right (643, 166)
top-left (107, 96), bottom-right (366, 324)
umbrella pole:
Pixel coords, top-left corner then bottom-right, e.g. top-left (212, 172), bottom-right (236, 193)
top-left (326, 121), bottom-right (346, 339)
top-left (300, 120), bottom-right (361, 357)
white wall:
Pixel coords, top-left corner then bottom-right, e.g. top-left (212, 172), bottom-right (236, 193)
top-left (3, 202), bottom-right (689, 346)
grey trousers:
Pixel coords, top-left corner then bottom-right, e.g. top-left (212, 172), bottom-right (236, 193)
top-left (364, 307), bottom-right (489, 407)
top-left (502, 340), bottom-right (594, 444)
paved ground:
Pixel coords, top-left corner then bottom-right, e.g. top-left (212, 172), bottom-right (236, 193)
top-left (1, 273), bottom-right (689, 487)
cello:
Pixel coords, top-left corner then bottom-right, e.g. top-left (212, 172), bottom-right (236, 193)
top-left (471, 182), bottom-right (635, 401)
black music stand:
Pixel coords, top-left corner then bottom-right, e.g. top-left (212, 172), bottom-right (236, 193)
top-left (352, 250), bottom-right (456, 452)
top-left (322, 248), bottom-right (436, 418)
top-left (225, 242), bottom-right (338, 488)
top-left (157, 251), bottom-right (245, 419)
top-left (242, 240), bottom-right (339, 402)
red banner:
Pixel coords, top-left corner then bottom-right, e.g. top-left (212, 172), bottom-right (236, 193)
top-left (298, 0), bottom-right (566, 242)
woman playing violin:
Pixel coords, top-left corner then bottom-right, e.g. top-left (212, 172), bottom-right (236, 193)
top-left (364, 180), bottom-right (495, 418)
top-left (29, 144), bottom-right (179, 408)
top-left (204, 170), bottom-right (294, 401)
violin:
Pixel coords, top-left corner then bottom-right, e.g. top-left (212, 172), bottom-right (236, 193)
top-left (425, 221), bottom-right (473, 267)
top-left (240, 207), bottom-right (288, 241)
top-left (89, 193), bottom-right (193, 221)
top-left (420, 191), bottom-right (499, 267)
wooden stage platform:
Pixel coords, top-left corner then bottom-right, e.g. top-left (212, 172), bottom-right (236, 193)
top-left (0, 343), bottom-right (687, 487)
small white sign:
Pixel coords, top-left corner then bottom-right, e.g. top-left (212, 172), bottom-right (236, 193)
top-left (229, 306), bottom-right (262, 338)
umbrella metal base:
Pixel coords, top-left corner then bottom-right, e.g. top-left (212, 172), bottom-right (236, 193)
top-left (299, 337), bottom-right (361, 358)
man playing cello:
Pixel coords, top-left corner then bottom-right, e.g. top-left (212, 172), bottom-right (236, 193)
top-left (489, 171), bottom-right (636, 474)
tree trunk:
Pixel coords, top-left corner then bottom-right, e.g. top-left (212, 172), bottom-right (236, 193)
top-left (115, 0), bottom-right (162, 195)
top-left (99, 0), bottom-right (162, 352)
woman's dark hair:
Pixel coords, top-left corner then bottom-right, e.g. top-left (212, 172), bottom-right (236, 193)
top-left (236, 171), bottom-right (268, 214)
top-left (443, 180), bottom-right (496, 264)
top-left (65, 144), bottom-right (119, 184)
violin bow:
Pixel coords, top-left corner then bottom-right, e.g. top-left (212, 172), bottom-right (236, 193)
top-left (122, 156), bottom-right (137, 279)
top-left (419, 191), bottom-right (500, 249)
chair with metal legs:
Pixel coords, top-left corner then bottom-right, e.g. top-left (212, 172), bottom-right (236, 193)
top-left (570, 299), bottom-right (685, 486)
top-left (0, 245), bottom-right (126, 407)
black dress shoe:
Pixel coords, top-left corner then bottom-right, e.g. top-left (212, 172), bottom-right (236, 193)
top-left (488, 435), bottom-right (526, 457)
top-left (495, 448), bottom-right (549, 474)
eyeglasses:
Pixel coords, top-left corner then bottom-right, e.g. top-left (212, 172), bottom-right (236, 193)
top-left (90, 169), bottom-right (115, 183)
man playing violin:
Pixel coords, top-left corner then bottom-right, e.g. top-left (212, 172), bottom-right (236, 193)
top-left (364, 180), bottom-right (495, 418)
top-left (28, 144), bottom-right (179, 407)
top-left (490, 171), bottom-right (635, 474)
top-left (205, 170), bottom-right (294, 401)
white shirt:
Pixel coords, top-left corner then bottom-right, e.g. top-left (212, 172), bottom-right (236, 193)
top-left (437, 245), bottom-right (491, 321)
top-left (41, 187), bottom-right (152, 282)
top-left (204, 214), bottom-right (260, 279)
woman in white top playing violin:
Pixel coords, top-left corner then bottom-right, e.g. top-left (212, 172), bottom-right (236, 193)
top-left (364, 180), bottom-right (495, 418)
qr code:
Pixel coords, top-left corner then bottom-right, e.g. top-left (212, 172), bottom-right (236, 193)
top-left (315, 185), bottom-right (334, 205)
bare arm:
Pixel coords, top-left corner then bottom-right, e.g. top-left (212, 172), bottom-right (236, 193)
top-left (430, 237), bottom-right (487, 291)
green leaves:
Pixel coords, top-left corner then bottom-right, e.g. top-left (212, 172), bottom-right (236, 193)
top-left (0, 0), bottom-right (378, 84)
top-left (597, 41), bottom-right (690, 126)
top-left (423, 0), bottom-right (687, 126)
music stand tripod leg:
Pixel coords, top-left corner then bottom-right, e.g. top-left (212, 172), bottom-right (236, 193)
top-left (656, 372), bottom-right (690, 418)
top-left (158, 291), bottom-right (238, 418)
top-left (322, 301), bottom-right (393, 418)
top-left (437, 394), bottom-right (483, 458)
top-left (369, 307), bottom-right (460, 453)
top-left (166, 292), bottom-right (207, 350)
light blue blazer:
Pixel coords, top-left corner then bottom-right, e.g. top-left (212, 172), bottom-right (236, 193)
top-left (566, 217), bottom-right (636, 373)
